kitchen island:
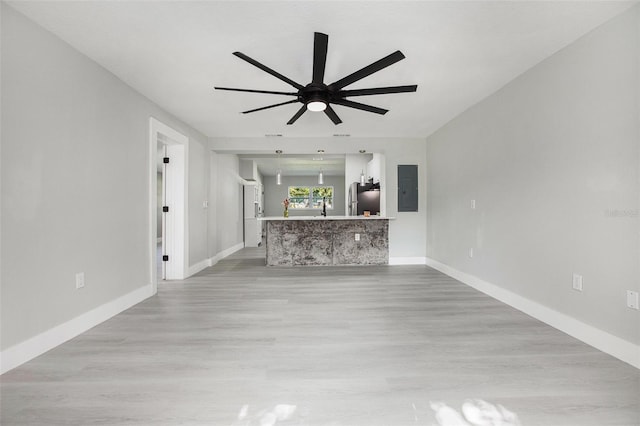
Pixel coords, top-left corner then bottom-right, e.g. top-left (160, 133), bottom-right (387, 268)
top-left (259, 216), bottom-right (391, 266)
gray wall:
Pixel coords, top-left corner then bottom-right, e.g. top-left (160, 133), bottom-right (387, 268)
top-left (426, 7), bottom-right (639, 344)
top-left (211, 153), bottom-right (243, 254)
top-left (264, 175), bottom-right (345, 217)
top-left (211, 137), bottom-right (428, 259)
top-left (187, 137), bottom-right (210, 266)
top-left (1, 4), bottom-right (212, 350)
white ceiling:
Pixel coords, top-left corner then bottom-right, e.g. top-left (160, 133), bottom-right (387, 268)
top-left (8, 1), bottom-right (636, 140)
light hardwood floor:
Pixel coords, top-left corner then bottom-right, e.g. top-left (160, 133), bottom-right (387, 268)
top-left (1, 247), bottom-right (638, 425)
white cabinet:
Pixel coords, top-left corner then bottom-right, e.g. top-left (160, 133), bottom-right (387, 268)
top-left (240, 159), bottom-right (259, 181)
top-left (243, 184), bottom-right (261, 218)
top-left (366, 153), bottom-right (383, 183)
top-left (244, 219), bottom-right (262, 247)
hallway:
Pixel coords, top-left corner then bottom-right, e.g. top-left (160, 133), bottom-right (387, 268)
top-left (1, 248), bottom-right (638, 425)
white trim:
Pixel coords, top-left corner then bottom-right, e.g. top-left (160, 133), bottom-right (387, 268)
top-left (389, 256), bottom-right (427, 265)
top-left (171, 242), bottom-right (245, 280)
top-left (424, 257), bottom-right (640, 369)
top-left (187, 258), bottom-right (212, 277)
top-left (149, 117), bottom-right (189, 288)
top-left (0, 284), bottom-right (154, 375)
top-left (209, 242), bottom-right (245, 266)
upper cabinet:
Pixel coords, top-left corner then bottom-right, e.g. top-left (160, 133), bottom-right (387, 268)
top-left (366, 153), bottom-right (384, 183)
top-left (240, 159), bottom-right (259, 182)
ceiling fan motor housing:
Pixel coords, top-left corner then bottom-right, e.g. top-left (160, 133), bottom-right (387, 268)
top-left (303, 83), bottom-right (329, 110)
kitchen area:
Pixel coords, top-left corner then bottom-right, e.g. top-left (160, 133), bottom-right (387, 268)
top-left (239, 152), bottom-right (393, 265)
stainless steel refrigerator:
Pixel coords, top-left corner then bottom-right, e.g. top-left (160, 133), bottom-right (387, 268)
top-left (348, 181), bottom-right (380, 216)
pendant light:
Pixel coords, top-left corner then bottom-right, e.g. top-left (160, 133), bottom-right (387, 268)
top-left (360, 169), bottom-right (366, 186)
top-left (275, 150), bottom-right (283, 185)
top-left (317, 149), bottom-right (324, 184)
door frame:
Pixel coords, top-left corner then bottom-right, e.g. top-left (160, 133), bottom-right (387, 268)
top-left (149, 117), bottom-right (189, 291)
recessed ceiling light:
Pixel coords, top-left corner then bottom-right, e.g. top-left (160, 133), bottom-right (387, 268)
top-left (359, 149), bottom-right (366, 153)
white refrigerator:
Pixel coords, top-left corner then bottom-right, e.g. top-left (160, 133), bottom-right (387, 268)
top-left (244, 184), bottom-right (263, 247)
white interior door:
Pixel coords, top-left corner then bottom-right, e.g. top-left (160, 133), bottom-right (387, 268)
top-left (149, 118), bottom-right (188, 289)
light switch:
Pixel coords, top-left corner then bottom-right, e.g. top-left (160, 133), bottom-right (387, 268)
top-left (627, 290), bottom-right (639, 310)
top-left (75, 272), bottom-right (85, 289)
top-left (572, 273), bottom-right (583, 292)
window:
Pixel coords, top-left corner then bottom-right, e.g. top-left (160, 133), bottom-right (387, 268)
top-left (288, 186), bottom-right (310, 209)
top-left (288, 186), bottom-right (333, 209)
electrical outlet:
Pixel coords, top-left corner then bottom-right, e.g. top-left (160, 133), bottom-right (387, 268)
top-left (626, 291), bottom-right (639, 310)
top-left (355, 233), bottom-right (360, 241)
top-left (572, 273), bottom-right (583, 292)
top-left (471, 199), bottom-right (476, 210)
top-left (75, 272), bottom-right (85, 289)
top-left (468, 248), bottom-right (474, 258)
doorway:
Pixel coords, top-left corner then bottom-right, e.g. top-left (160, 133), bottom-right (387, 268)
top-left (149, 118), bottom-right (188, 290)
top-left (157, 144), bottom-right (165, 280)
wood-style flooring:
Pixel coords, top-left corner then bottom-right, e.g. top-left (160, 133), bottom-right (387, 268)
top-left (1, 247), bottom-right (638, 425)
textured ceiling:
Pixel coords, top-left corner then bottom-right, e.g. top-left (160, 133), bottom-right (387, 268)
top-left (8, 1), bottom-right (636, 140)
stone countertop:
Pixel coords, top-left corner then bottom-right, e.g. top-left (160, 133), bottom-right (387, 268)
top-left (259, 215), bottom-right (394, 221)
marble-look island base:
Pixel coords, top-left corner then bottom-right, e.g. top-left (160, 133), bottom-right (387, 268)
top-left (263, 217), bottom-right (389, 266)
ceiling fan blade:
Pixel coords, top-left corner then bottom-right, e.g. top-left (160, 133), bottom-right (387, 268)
top-left (338, 85), bottom-right (417, 97)
top-left (242, 99), bottom-right (300, 114)
top-left (331, 99), bottom-right (388, 115)
top-left (215, 86), bottom-right (298, 96)
top-left (329, 50), bottom-right (406, 90)
top-left (287, 106), bottom-right (307, 125)
top-left (312, 32), bottom-right (328, 85)
top-left (324, 105), bottom-right (342, 125)
top-left (233, 52), bottom-right (304, 90)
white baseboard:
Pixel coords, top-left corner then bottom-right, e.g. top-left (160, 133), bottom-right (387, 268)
top-left (389, 256), bottom-right (427, 265)
top-left (424, 257), bottom-right (640, 369)
top-left (0, 283), bottom-right (155, 375)
top-left (186, 242), bottom-right (245, 277)
top-left (187, 258), bottom-right (212, 276)
top-left (209, 242), bottom-right (245, 267)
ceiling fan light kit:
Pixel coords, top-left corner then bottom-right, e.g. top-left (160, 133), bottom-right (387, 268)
top-left (215, 32), bottom-right (417, 125)
top-left (307, 100), bottom-right (327, 112)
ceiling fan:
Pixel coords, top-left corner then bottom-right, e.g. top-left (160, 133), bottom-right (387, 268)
top-left (214, 32), bottom-right (417, 125)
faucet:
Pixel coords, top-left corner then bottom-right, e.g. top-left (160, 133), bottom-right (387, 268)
top-left (321, 197), bottom-right (327, 217)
